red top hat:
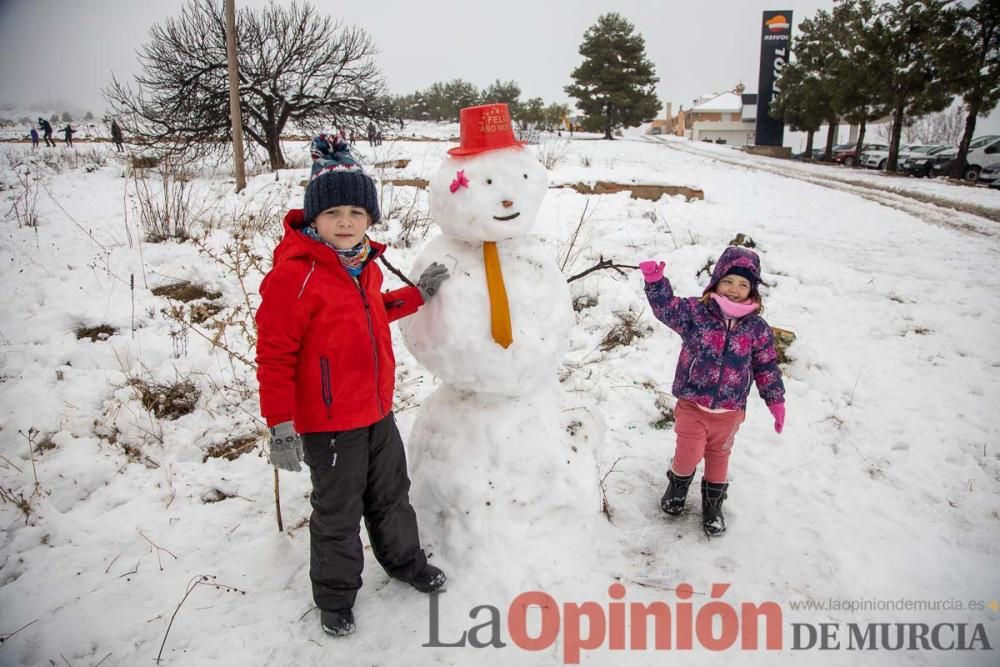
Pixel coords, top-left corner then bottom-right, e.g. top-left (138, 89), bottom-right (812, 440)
top-left (448, 103), bottom-right (525, 156)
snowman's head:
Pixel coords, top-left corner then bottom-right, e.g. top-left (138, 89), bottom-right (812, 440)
top-left (429, 146), bottom-right (548, 242)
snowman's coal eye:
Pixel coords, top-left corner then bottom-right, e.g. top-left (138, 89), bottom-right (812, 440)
top-left (523, 174), bottom-right (528, 179)
top-left (486, 178), bottom-right (493, 185)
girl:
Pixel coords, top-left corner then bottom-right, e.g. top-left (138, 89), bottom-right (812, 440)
top-left (256, 133), bottom-right (449, 636)
top-left (640, 246), bottom-right (785, 536)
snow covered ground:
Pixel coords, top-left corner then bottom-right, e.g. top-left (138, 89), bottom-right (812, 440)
top-left (1, 128), bottom-right (998, 666)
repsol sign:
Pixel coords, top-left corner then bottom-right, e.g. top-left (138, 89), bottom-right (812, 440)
top-left (755, 10), bottom-right (793, 146)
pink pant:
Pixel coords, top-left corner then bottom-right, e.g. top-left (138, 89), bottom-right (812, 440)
top-left (670, 399), bottom-right (745, 483)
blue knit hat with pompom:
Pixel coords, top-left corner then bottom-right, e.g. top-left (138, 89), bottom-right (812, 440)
top-left (303, 132), bottom-right (380, 225)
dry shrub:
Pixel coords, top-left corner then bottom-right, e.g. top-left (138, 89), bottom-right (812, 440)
top-left (129, 377), bottom-right (199, 420)
top-left (188, 302), bottom-right (223, 325)
top-left (131, 155), bottom-right (160, 170)
top-left (152, 281), bottom-right (221, 302)
top-left (599, 311), bottom-right (651, 351)
top-left (203, 434), bottom-right (259, 462)
top-left (132, 157), bottom-right (196, 242)
top-left (537, 138), bottom-right (571, 170)
top-left (75, 324), bottom-right (117, 341)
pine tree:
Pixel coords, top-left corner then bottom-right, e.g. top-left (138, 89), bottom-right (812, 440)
top-left (937, 0), bottom-right (1000, 180)
top-left (772, 61), bottom-right (831, 158)
top-left (565, 13), bottom-right (660, 139)
top-left (782, 8), bottom-right (842, 159)
top-left (828, 0), bottom-right (891, 161)
top-left (870, 0), bottom-right (953, 171)
top-left (483, 80), bottom-right (521, 109)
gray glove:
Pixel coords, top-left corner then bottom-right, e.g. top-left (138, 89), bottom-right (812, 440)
top-left (269, 421), bottom-right (303, 472)
top-left (417, 262), bottom-right (449, 301)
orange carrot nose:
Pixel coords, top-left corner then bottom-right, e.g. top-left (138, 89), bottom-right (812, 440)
top-left (501, 200), bottom-right (513, 208)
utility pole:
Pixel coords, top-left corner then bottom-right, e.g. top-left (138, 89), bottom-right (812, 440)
top-left (225, 0), bottom-right (246, 193)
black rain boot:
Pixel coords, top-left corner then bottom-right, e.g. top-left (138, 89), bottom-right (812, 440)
top-left (320, 608), bottom-right (355, 637)
top-left (701, 480), bottom-right (730, 537)
top-left (660, 469), bottom-right (695, 516)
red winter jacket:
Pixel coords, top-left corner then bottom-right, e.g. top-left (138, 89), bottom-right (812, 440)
top-left (255, 209), bottom-right (423, 433)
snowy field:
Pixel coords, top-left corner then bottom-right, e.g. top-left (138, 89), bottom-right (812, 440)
top-left (1, 127), bottom-right (998, 666)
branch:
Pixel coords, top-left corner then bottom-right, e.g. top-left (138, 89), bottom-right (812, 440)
top-left (377, 255), bottom-right (416, 288)
top-left (156, 575), bottom-right (246, 664)
top-left (566, 256), bottom-right (638, 283)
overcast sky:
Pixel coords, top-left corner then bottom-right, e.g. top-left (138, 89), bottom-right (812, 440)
top-left (1, 0), bottom-right (996, 134)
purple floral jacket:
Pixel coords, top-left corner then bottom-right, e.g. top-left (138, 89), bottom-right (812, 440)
top-left (643, 247), bottom-right (785, 411)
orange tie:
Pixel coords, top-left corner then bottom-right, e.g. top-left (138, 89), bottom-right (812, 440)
top-left (482, 242), bottom-right (513, 348)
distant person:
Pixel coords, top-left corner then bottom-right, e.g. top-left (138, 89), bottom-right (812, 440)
top-left (38, 117), bottom-right (54, 147)
top-left (375, 130), bottom-right (383, 147)
top-left (640, 246), bottom-right (785, 537)
top-left (62, 124), bottom-right (76, 147)
top-left (367, 121), bottom-right (376, 147)
top-left (29, 127), bottom-right (39, 148)
top-left (110, 120), bottom-right (125, 152)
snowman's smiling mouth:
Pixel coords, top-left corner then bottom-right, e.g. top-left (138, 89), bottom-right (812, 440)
top-left (492, 212), bottom-right (520, 221)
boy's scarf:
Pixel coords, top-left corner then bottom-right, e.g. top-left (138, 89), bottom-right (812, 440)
top-left (301, 226), bottom-right (371, 277)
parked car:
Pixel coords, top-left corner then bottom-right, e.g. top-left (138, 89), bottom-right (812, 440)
top-left (931, 135), bottom-right (1000, 180)
top-left (833, 142), bottom-right (888, 167)
top-left (793, 147), bottom-right (824, 161)
top-left (930, 149), bottom-right (962, 178)
top-left (861, 144), bottom-right (943, 170)
top-left (978, 161), bottom-right (1000, 185)
top-left (900, 145), bottom-right (954, 177)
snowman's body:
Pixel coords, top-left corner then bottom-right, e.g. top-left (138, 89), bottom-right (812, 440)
top-left (402, 233), bottom-right (572, 396)
top-left (401, 145), bottom-right (600, 565)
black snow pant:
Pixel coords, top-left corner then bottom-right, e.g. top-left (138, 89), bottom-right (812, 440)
top-left (302, 413), bottom-right (427, 611)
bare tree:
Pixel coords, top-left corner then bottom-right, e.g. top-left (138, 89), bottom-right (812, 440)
top-left (104, 0), bottom-right (388, 169)
top-left (903, 105), bottom-right (964, 145)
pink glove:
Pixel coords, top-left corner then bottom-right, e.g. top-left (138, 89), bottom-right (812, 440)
top-left (768, 403), bottom-right (785, 434)
top-left (639, 260), bottom-right (665, 283)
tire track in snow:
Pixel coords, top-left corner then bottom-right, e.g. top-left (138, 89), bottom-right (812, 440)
top-left (650, 137), bottom-right (1000, 239)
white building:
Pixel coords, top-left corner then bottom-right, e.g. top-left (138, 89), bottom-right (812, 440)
top-left (687, 91), bottom-right (758, 145)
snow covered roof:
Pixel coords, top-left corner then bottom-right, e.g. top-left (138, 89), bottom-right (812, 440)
top-left (692, 91), bottom-right (744, 113)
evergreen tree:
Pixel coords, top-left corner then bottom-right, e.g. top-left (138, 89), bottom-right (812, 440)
top-left (483, 80), bottom-right (521, 109)
top-left (517, 97), bottom-right (546, 129)
top-left (938, 0), bottom-right (1000, 179)
top-left (544, 102), bottom-right (571, 131)
top-left (565, 13), bottom-right (660, 139)
top-left (783, 8), bottom-right (842, 159)
top-left (870, 0), bottom-right (953, 171)
top-left (771, 61), bottom-right (830, 158)
top-left (828, 0), bottom-right (891, 161)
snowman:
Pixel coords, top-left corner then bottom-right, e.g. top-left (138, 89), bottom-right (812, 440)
top-left (401, 104), bottom-right (601, 568)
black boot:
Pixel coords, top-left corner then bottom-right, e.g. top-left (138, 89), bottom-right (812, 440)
top-left (320, 608), bottom-right (355, 637)
top-left (660, 469), bottom-right (695, 516)
top-left (409, 563), bottom-right (447, 593)
top-left (701, 480), bottom-right (729, 536)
